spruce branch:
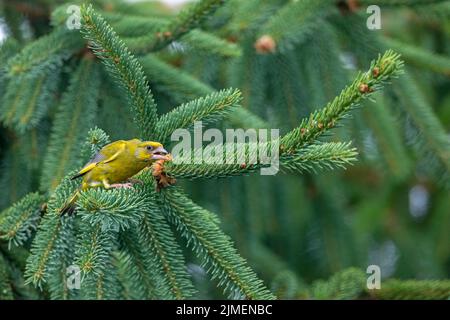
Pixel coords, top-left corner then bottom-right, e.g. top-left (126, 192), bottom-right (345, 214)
top-left (24, 213), bottom-right (63, 288)
top-left (0, 70), bottom-right (59, 133)
top-left (165, 141), bottom-right (356, 179)
top-left (280, 50), bottom-right (404, 154)
top-left (362, 96), bottom-right (412, 180)
top-left (395, 72), bottom-right (450, 179)
top-left (311, 268), bottom-right (366, 300)
top-left (0, 141), bottom-right (33, 209)
top-left (257, 0), bottom-right (331, 53)
top-left (0, 193), bottom-right (45, 248)
top-left (80, 10), bottom-right (240, 57)
top-left (226, 0), bottom-right (279, 36)
top-left (123, 29), bottom-right (240, 57)
top-left (138, 54), bottom-right (268, 129)
top-left (135, 204), bottom-right (196, 299)
top-left (75, 222), bottom-right (115, 277)
top-left (180, 29), bottom-right (241, 58)
top-left (6, 28), bottom-right (82, 78)
top-left (311, 268), bottom-right (450, 300)
top-left (282, 142), bottom-right (358, 174)
top-left (75, 222), bottom-right (118, 300)
top-left (0, 243), bottom-right (41, 299)
top-left (117, 233), bottom-right (158, 299)
top-left (102, 12), bottom-right (167, 37)
top-left (383, 37), bottom-right (450, 75)
top-left (164, 51), bottom-right (403, 179)
top-left (83, 127), bottom-right (111, 157)
top-left (47, 215), bottom-right (77, 300)
top-left (80, 4), bottom-right (158, 139)
top-left (157, 186), bottom-right (275, 300)
top-left (24, 174), bottom-right (79, 288)
top-left (156, 88), bottom-right (242, 142)
top-left (76, 188), bottom-right (145, 233)
top-left (146, 0), bottom-right (227, 52)
top-left (139, 53), bottom-right (212, 101)
top-left (368, 279), bottom-right (450, 300)
top-left (40, 58), bottom-right (100, 191)
top-left (0, 0), bottom-right (447, 302)
top-left (74, 181), bottom-right (195, 299)
top-left (417, 1), bottom-right (450, 22)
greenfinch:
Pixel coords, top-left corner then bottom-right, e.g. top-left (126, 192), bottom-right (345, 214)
top-left (60, 139), bottom-right (171, 215)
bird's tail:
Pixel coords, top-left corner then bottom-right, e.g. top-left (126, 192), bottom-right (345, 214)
top-left (60, 190), bottom-right (80, 215)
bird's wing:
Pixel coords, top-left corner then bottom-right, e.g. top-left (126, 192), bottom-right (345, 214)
top-left (100, 140), bottom-right (127, 163)
top-left (71, 141), bottom-right (127, 180)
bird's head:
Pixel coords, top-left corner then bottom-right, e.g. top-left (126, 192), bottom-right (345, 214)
top-left (135, 141), bottom-right (169, 162)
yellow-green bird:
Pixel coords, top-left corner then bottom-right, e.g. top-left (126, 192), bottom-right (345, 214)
top-left (60, 139), bottom-right (170, 215)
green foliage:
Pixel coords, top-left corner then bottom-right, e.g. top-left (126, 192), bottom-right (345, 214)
top-left (81, 4), bottom-right (158, 139)
top-left (369, 279), bottom-right (450, 300)
top-left (40, 58), bottom-right (100, 191)
top-left (0, 193), bottom-right (45, 248)
top-left (395, 72), bottom-right (450, 185)
top-left (147, 0), bottom-right (227, 52)
top-left (362, 96), bottom-right (412, 180)
top-left (0, 70), bottom-right (59, 133)
top-left (0, 139), bottom-right (34, 209)
top-left (158, 186), bottom-right (276, 299)
top-left (24, 211), bottom-right (64, 288)
top-left (182, 29), bottom-right (241, 58)
top-left (282, 142), bottom-right (358, 174)
top-left (0, 253), bottom-right (14, 299)
top-left (258, 0), bottom-right (331, 52)
top-left (83, 127), bottom-right (112, 156)
top-left (311, 268), bottom-right (366, 300)
top-left (5, 28), bottom-right (82, 78)
top-left (281, 50), bottom-right (404, 154)
top-left (383, 37), bottom-right (450, 75)
top-left (75, 221), bottom-right (118, 299)
top-left (309, 268), bottom-right (450, 300)
top-left (134, 184), bottom-right (195, 299)
top-left (156, 88), bottom-right (242, 142)
top-left (0, 0), bottom-right (448, 301)
top-left (139, 53), bottom-right (212, 101)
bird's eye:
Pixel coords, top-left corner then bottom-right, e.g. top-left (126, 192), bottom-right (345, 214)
top-left (146, 146), bottom-right (153, 151)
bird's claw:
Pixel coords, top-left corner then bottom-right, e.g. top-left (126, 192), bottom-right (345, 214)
top-left (127, 178), bottom-right (144, 185)
top-left (110, 182), bottom-right (134, 189)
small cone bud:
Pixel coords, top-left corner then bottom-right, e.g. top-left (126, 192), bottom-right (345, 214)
top-left (255, 35), bottom-right (276, 54)
top-left (359, 83), bottom-right (369, 93)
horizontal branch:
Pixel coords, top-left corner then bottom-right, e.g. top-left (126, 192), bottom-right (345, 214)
top-left (164, 51), bottom-right (403, 179)
top-left (282, 142), bottom-right (358, 174)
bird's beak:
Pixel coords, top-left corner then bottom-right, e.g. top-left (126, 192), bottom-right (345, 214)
top-left (151, 146), bottom-right (169, 160)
